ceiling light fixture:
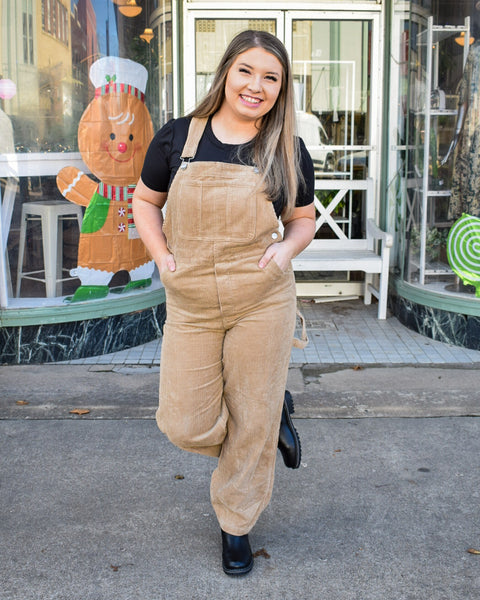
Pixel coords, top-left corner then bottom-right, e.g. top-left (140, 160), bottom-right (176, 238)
top-left (118, 0), bottom-right (142, 18)
top-left (454, 31), bottom-right (474, 47)
top-left (140, 28), bottom-right (154, 43)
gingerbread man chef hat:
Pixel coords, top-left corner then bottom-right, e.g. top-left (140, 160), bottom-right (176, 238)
top-left (90, 56), bottom-right (148, 100)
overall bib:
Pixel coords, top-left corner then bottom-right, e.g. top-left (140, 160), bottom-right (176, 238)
top-left (157, 117), bottom-right (297, 535)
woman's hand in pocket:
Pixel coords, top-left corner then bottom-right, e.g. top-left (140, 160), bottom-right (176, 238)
top-left (159, 252), bottom-right (176, 274)
top-left (258, 242), bottom-right (292, 272)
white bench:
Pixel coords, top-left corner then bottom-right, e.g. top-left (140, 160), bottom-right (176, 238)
top-left (292, 178), bottom-right (393, 319)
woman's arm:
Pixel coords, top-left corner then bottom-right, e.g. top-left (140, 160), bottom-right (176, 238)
top-left (132, 178), bottom-right (176, 272)
top-left (258, 203), bottom-right (316, 271)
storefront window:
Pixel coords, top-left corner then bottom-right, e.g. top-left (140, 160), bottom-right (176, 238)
top-left (0, 0), bottom-right (173, 308)
top-left (400, 0), bottom-right (480, 302)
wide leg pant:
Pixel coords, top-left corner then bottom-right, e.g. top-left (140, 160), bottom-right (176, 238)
top-left (157, 258), bottom-right (296, 536)
top-left (156, 118), bottom-right (298, 536)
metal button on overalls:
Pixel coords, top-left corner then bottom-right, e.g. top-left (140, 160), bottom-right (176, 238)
top-left (157, 118), bottom-right (297, 535)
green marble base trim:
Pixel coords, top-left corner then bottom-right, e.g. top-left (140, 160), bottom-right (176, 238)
top-left (392, 278), bottom-right (480, 317)
top-left (0, 302), bottom-right (166, 364)
top-left (0, 288), bottom-right (166, 327)
top-left (391, 278), bottom-right (480, 351)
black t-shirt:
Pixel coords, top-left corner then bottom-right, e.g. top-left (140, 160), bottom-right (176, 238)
top-left (141, 116), bottom-right (314, 217)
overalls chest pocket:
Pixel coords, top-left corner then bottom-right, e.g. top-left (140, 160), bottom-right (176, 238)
top-left (173, 170), bottom-right (258, 243)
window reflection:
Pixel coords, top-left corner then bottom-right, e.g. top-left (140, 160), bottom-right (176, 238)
top-left (1, 0), bottom-right (173, 154)
top-left (401, 1), bottom-right (480, 298)
top-left (0, 0), bottom-right (173, 303)
top-left (292, 19), bottom-right (371, 181)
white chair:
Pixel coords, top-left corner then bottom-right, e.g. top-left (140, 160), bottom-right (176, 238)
top-left (292, 179), bottom-right (393, 319)
top-left (16, 200), bottom-right (83, 298)
top-left (1, 177), bottom-right (18, 300)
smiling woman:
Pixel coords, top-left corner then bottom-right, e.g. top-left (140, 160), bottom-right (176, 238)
top-left (188, 30), bottom-right (304, 219)
top-left (132, 29), bottom-right (315, 577)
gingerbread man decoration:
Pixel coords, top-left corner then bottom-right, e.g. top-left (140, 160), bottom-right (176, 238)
top-left (57, 57), bottom-right (154, 302)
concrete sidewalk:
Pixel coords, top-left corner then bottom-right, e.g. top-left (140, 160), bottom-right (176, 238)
top-left (1, 363), bottom-right (480, 420)
top-left (2, 299), bottom-right (480, 599)
top-left (1, 415), bottom-right (480, 599)
top-left (2, 360), bottom-right (480, 600)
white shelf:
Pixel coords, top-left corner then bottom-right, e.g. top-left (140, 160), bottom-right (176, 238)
top-left (426, 190), bottom-right (452, 197)
top-left (414, 109), bottom-right (458, 117)
top-left (425, 266), bottom-right (455, 276)
top-left (410, 16), bottom-right (471, 286)
top-left (410, 258), bottom-right (455, 277)
top-left (430, 109), bottom-right (458, 116)
top-left (417, 24), bottom-right (469, 45)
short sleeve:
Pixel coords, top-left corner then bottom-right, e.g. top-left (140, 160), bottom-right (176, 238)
top-left (140, 119), bottom-right (176, 192)
top-left (297, 137), bottom-right (315, 207)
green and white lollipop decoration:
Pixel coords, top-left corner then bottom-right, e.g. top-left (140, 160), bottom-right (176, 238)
top-left (446, 213), bottom-right (480, 296)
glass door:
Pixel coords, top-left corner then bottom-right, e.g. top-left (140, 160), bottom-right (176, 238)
top-left (183, 8), bottom-right (382, 295)
top-left (286, 14), bottom-right (380, 182)
top-left (285, 13), bottom-right (381, 255)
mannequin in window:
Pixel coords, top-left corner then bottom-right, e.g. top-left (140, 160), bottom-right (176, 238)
top-left (441, 41), bottom-right (480, 219)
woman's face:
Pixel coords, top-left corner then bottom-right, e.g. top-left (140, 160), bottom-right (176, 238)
top-left (222, 47), bottom-right (283, 124)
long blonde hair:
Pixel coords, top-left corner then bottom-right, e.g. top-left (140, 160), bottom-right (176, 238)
top-left (189, 30), bottom-right (303, 218)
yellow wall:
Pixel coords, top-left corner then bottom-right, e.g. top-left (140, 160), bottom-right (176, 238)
top-left (36, 0), bottom-right (73, 146)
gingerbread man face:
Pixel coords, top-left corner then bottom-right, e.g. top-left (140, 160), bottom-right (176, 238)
top-left (78, 90), bottom-right (153, 187)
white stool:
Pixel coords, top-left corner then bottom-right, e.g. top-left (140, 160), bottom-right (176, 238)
top-left (16, 200), bottom-right (83, 298)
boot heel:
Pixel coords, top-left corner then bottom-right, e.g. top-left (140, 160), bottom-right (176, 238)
top-left (284, 389), bottom-right (295, 414)
top-left (278, 393), bottom-right (301, 469)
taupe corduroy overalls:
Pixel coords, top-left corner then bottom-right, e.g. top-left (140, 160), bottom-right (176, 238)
top-left (157, 117), bottom-right (297, 536)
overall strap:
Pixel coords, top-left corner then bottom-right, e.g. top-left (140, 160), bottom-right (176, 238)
top-left (292, 308), bottom-right (309, 349)
top-left (180, 117), bottom-right (209, 161)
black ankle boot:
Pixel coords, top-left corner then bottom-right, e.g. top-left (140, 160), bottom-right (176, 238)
top-left (221, 530), bottom-right (253, 576)
top-left (278, 390), bottom-right (301, 469)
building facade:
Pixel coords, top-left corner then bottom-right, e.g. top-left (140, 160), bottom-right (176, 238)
top-left (1, 0), bottom-right (479, 363)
